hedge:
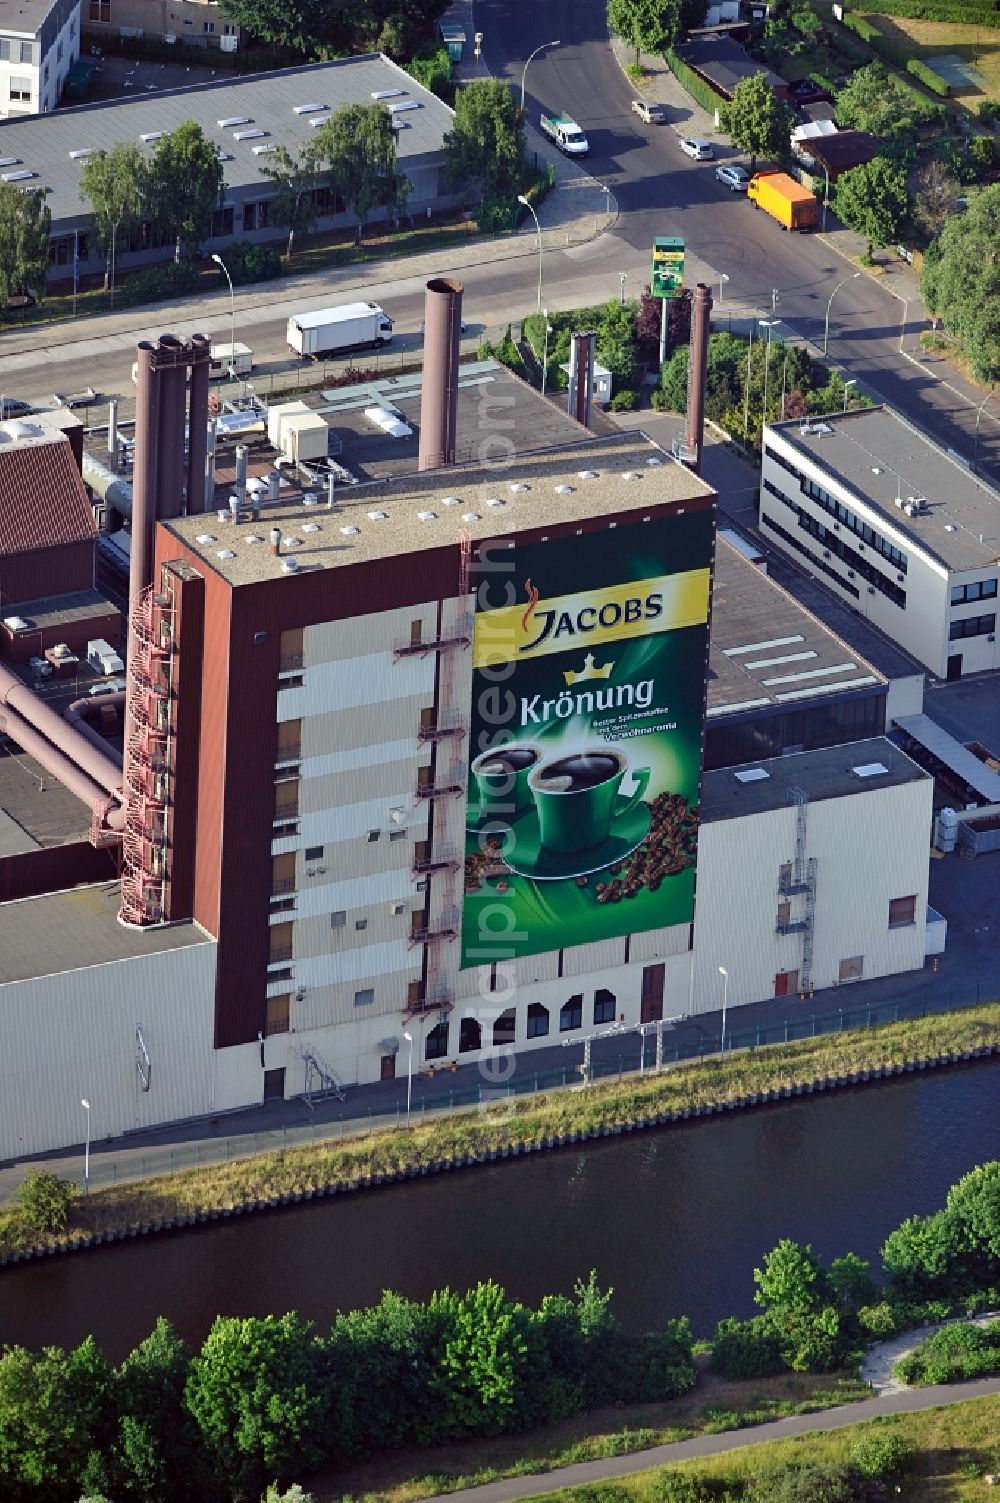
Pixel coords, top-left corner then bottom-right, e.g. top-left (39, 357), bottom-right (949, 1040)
top-left (907, 56), bottom-right (952, 94)
top-left (842, 11), bottom-right (882, 43)
top-left (841, 0), bottom-right (1000, 25)
top-left (664, 48), bottom-right (724, 117)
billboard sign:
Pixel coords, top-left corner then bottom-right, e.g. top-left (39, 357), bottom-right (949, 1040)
top-left (651, 235), bottom-right (685, 299)
top-left (461, 515), bottom-right (712, 968)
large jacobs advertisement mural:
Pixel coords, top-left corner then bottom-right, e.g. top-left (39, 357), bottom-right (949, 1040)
top-left (461, 515), bottom-right (713, 967)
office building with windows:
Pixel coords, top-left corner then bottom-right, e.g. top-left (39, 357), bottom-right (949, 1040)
top-left (759, 407), bottom-right (1000, 680)
top-left (0, 0), bottom-right (79, 116)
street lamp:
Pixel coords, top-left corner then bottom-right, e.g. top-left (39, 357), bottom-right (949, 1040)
top-left (520, 39), bottom-right (560, 115)
top-left (81, 1098), bottom-right (91, 1193)
top-left (211, 253), bottom-right (237, 377)
top-left (823, 272), bottom-right (861, 357)
top-left (973, 387), bottom-right (997, 475)
top-left (402, 1030), bottom-right (414, 1128)
top-left (843, 377), bottom-right (858, 412)
top-left (759, 318), bottom-right (781, 432)
top-left (619, 271), bottom-right (628, 306)
top-left (517, 194), bottom-right (543, 314)
top-left (718, 968), bottom-right (728, 1056)
top-left (719, 271), bottom-right (730, 304)
top-left (541, 308), bottom-right (553, 398)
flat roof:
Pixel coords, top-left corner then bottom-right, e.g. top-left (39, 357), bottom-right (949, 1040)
top-left (0, 0), bottom-right (55, 35)
top-left (0, 55), bottom-right (453, 224)
top-left (164, 431), bottom-right (715, 588)
top-left (708, 536), bottom-right (885, 716)
top-left (701, 736), bottom-right (929, 822)
top-left (0, 742), bottom-right (91, 848)
top-left (895, 713), bottom-right (1000, 803)
top-left (766, 407), bottom-right (1000, 573)
top-left (0, 587), bottom-right (119, 631)
top-left (0, 881), bottom-right (212, 985)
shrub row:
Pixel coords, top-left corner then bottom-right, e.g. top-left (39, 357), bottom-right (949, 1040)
top-left (119, 261), bottom-right (200, 308)
top-left (894, 1319), bottom-right (1000, 1384)
top-left (841, 0), bottom-right (1000, 22)
top-left (664, 47), bottom-right (724, 117)
top-left (907, 56), bottom-right (952, 94)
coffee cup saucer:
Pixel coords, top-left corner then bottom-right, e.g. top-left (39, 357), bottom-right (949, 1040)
top-left (499, 800), bottom-right (652, 882)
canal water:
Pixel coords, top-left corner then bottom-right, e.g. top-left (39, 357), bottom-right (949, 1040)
top-left (1, 1063), bottom-right (997, 1362)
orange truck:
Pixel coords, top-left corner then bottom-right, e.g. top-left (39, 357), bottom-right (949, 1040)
top-left (747, 171), bottom-right (818, 231)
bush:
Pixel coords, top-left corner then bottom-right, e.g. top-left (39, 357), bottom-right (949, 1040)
top-left (665, 48), bottom-right (724, 116)
top-left (712, 1316), bottom-right (784, 1379)
top-left (907, 57), bottom-right (950, 97)
top-left (969, 135), bottom-right (1000, 174)
top-left (404, 44), bottom-right (453, 102)
top-left (841, 0), bottom-right (1000, 20)
top-left (14, 1169), bottom-right (75, 1233)
top-left (851, 1428), bottom-right (915, 1481)
top-left (651, 1475), bottom-right (713, 1503)
top-left (609, 389), bottom-right (639, 411)
top-left (894, 1319), bottom-right (1000, 1385)
top-left (978, 99), bottom-right (1000, 123)
top-left (841, 11), bottom-right (880, 43)
top-left (747, 1460), bottom-right (855, 1502)
top-left (120, 261), bottom-right (200, 308)
top-left (858, 1301), bottom-right (899, 1337)
top-left (214, 241), bottom-right (282, 287)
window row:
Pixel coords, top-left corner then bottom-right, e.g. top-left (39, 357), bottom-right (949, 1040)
top-left (951, 579), bottom-right (998, 606)
top-left (759, 509), bottom-right (860, 600)
top-left (763, 479), bottom-right (906, 607)
top-left (427, 989), bottom-right (620, 1059)
top-left (0, 38), bottom-right (34, 63)
top-left (764, 446), bottom-right (908, 572)
top-left (949, 613), bottom-right (995, 642)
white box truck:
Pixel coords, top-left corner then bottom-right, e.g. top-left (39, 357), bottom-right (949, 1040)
top-left (286, 301), bottom-right (393, 359)
top-left (87, 638), bottom-right (125, 676)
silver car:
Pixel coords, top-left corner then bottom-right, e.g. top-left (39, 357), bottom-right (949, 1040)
top-left (716, 164), bottom-right (750, 192)
top-left (679, 137), bottom-right (714, 160)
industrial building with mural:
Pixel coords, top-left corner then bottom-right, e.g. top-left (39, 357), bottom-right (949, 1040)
top-left (1, 275), bottom-right (972, 1162)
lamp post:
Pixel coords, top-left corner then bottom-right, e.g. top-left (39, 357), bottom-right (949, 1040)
top-left (843, 377), bottom-right (857, 412)
top-left (520, 39), bottom-right (560, 115)
top-left (973, 387), bottom-right (997, 476)
top-left (402, 1030), bottom-right (414, 1128)
top-left (81, 1098), bottom-right (91, 1193)
top-left (619, 271), bottom-right (628, 306)
top-left (541, 308), bottom-right (553, 398)
top-left (211, 253), bottom-right (236, 376)
top-left (719, 271), bottom-right (729, 304)
top-left (517, 194), bottom-right (543, 313)
top-left (759, 318), bottom-right (781, 433)
top-left (823, 271), bottom-right (861, 357)
top-left (718, 968), bottom-right (728, 1056)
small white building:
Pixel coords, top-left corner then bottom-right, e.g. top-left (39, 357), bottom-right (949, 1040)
top-left (0, 0), bottom-right (80, 117)
top-left (760, 407), bottom-right (1000, 680)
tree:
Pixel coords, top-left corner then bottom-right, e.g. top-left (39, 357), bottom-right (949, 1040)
top-left (149, 122), bottom-right (225, 261)
top-left (79, 142), bottom-right (146, 297)
top-left (210, 0), bottom-right (353, 51)
top-left (945, 1160), bottom-right (1000, 1269)
top-left (0, 183), bottom-right (51, 312)
top-left (596, 299), bottom-right (639, 389)
top-left (834, 63), bottom-right (933, 139)
top-left (443, 79), bottom-right (525, 231)
top-left (0, 1338), bottom-right (113, 1502)
top-left (911, 158), bottom-right (961, 245)
top-left (14, 1168), bottom-right (75, 1233)
top-left (312, 103), bottom-right (409, 240)
top-left (834, 157), bottom-right (909, 261)
top-left (607, 0), bottom-right (679, 64)
top-left (922, 184), bottom-right (1000, 383)
top-left (881, 1208), bottom-right (961, 1298)
top-left (720, 73), bottom-right (794, 172)
top-left (183, 1314), bottom-right (327, 1501)
top-left (111, 1318), bottom-right (210, 1503)
top-left (426, 1282), bottom-right (531, 1439)
top-left (259, 143), bottom-right (319, 259)
top-left (829, 1252), bottom-right (876, 1310)
top-left (754, 1239), bottom-right (832, 1314)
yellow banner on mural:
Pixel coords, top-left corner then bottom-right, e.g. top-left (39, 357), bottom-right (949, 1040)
top-left (473, 569), bottom-right (710, 668)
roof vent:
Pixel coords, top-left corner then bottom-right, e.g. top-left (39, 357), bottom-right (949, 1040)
top-left (441, 495), bottom-right (461, 507)
top-left (340, 525), bottom-right (360, 535)
top-left (647, 456), bottom-right (664, 466)
top-left (417, 511), bottom-right (437, 522)
top-left (217, 549), bottom-right (236, 560)
top-left (486, 497), bottom-right (506, 507)
top-left (218, 115), bottom-right (252, 128)
top-left (309, 117), bottom-right (330, 128)
top-left (284, 535), bottom-right (302, 549)
top-left (894, 496), bottom-right (904, 508)
top-left (302, 522), bottom-right (320, 534)
top-left (302, 494), bottom-right (319, 506)
top-left (3, 615), bottom-right (30, 632)
top-left (371, 88), bottom-right (404, 100)
top-left (281, 557), bottom-right (299, 574)
top-left (734, 767), bottom-right (770, 783)
top-left (872, 466), bottom-right (882, 474)
top-left (510, 482), bottom-right (529, 493)
top-left (140, 131), bottom-right (163, 143)
top-left (623, 470), bottom-right (643, 481)
top-left (217, 150), bottom-right (233, 162)
top-left (578, 469), bottom-right (598, 479)
top-left (2, 170), bottom-right (36, 182)
top-left (813, 422), bottom-right (834, 435)
top-left (68, 148), bottom-right (93, 160)
top-left (368, 510), bottom-right (388, 521)
top-left (852, 762), bottom-right (889, 778)
top-left (554, 484), bottom-right (574, 494)
top-left (233, 127), bottom-right (267, 141)
top-left (245, 534), bottom-right (263, 544)
top-left (388, 100), bottom-right (419, 113)
top-left (196, 533), bottom-right (217, 544)
top-left (462, 512), bottom-right (481, 522)
top-left (0, 157), bottom-right (19, 168)
top-left (253, 143), bottom-right (276, 156)
top-left (293, 102), bottom-right (327, 115)
top-left (944, 523), bottom-right (957, 533)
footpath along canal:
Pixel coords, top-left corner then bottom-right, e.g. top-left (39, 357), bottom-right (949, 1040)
top-left (0, 1061), bottom-right (996, 1362)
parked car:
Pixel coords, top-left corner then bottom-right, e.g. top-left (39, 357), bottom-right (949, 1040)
top-left (0, 397), bottom-right (33, 419)
top-left (789, 78), bottom-right (831, 104)
top-left (632, 98), bottom-right (667, 124)
top-left (715, 164), bottom-right (750, 192)
top-left (87, 677), bottom-right (127, 696)
top-left (28, 655), bottom-right (53, 678)
top-left (679, 137), bottom-right (714, 160)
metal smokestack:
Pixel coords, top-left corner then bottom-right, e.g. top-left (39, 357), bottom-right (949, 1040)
top-left (205, 417), bottom-right (217, 507)
top-left (235, 444), bottom-right (249, 505)
top-left (326, 473), bottom-right (336, 509)
top-left (131, 341), bottom-right (160, 606)
top-left (269, 526), bottom-right (282, 556)
top-left (155, 334), bottom-right (187, 520)
top-left (107, 398), bottom-right (118, 462)
top-left (267, 470), bottom-right (280, 503)
top-left (567, 331), bottom-right (596, 428)
top-left (419, 276), bottom-right (463, 471)
top-left (685, 283), bottom-right (713, 475)
top-left (186, 332), bottom-right (211, 513)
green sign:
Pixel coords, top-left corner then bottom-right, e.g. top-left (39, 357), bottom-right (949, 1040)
top-left (651, 235), bottom-right (685, 299)
top-left (460, 516), bottom-right (713, 968)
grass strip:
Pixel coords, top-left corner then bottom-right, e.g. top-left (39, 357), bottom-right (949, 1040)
top-left (1, 1002), bottom-right (996, 1255)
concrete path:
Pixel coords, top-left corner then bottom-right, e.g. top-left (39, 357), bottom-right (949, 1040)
top-left (861, 1312), bottom-right (1000, 1395)
top-left (417, 1378), bottom-right (1000, 1503)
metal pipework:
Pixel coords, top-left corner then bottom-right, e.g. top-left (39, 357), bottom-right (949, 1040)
top-left (186, 332), bottom-right (211, 513)
top-left (0, 661), bottom-right (123, 798)
top-left (155, 333), bottom-right (188, 521)
top-left (418, 277), bottom-right (463, 471)
top-left (234, 444), bottom-right (249, 505)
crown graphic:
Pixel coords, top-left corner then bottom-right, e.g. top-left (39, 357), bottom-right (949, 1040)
top-left (563, 652), bottom-right (614, 686)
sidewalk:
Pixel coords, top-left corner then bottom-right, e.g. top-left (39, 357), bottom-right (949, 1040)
top-left (861, 1311), bottom-right (1000, 1396)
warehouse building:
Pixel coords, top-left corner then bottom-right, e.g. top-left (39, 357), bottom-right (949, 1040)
top-left (0, 325), bottom-right (941, 1158)
top-left (760, 407), bottom-right (1000, 680)
top-left (0, 54), bottom-right (459, 281)
top-left (0, 0), bottom-right (79, 118)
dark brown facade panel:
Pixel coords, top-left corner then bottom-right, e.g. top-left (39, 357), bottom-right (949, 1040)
top-left (0, 539), bottom-right (95, 605)
top-left (0, 841), bottom-right (117, 905)
top-left (162, 563), bottom-right (205, 924)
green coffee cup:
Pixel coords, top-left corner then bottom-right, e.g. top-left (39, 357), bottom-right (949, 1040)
top-left (471, 742), bottom-right (542, 817)
top-left (528, 749), bottom-right (650, 855)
